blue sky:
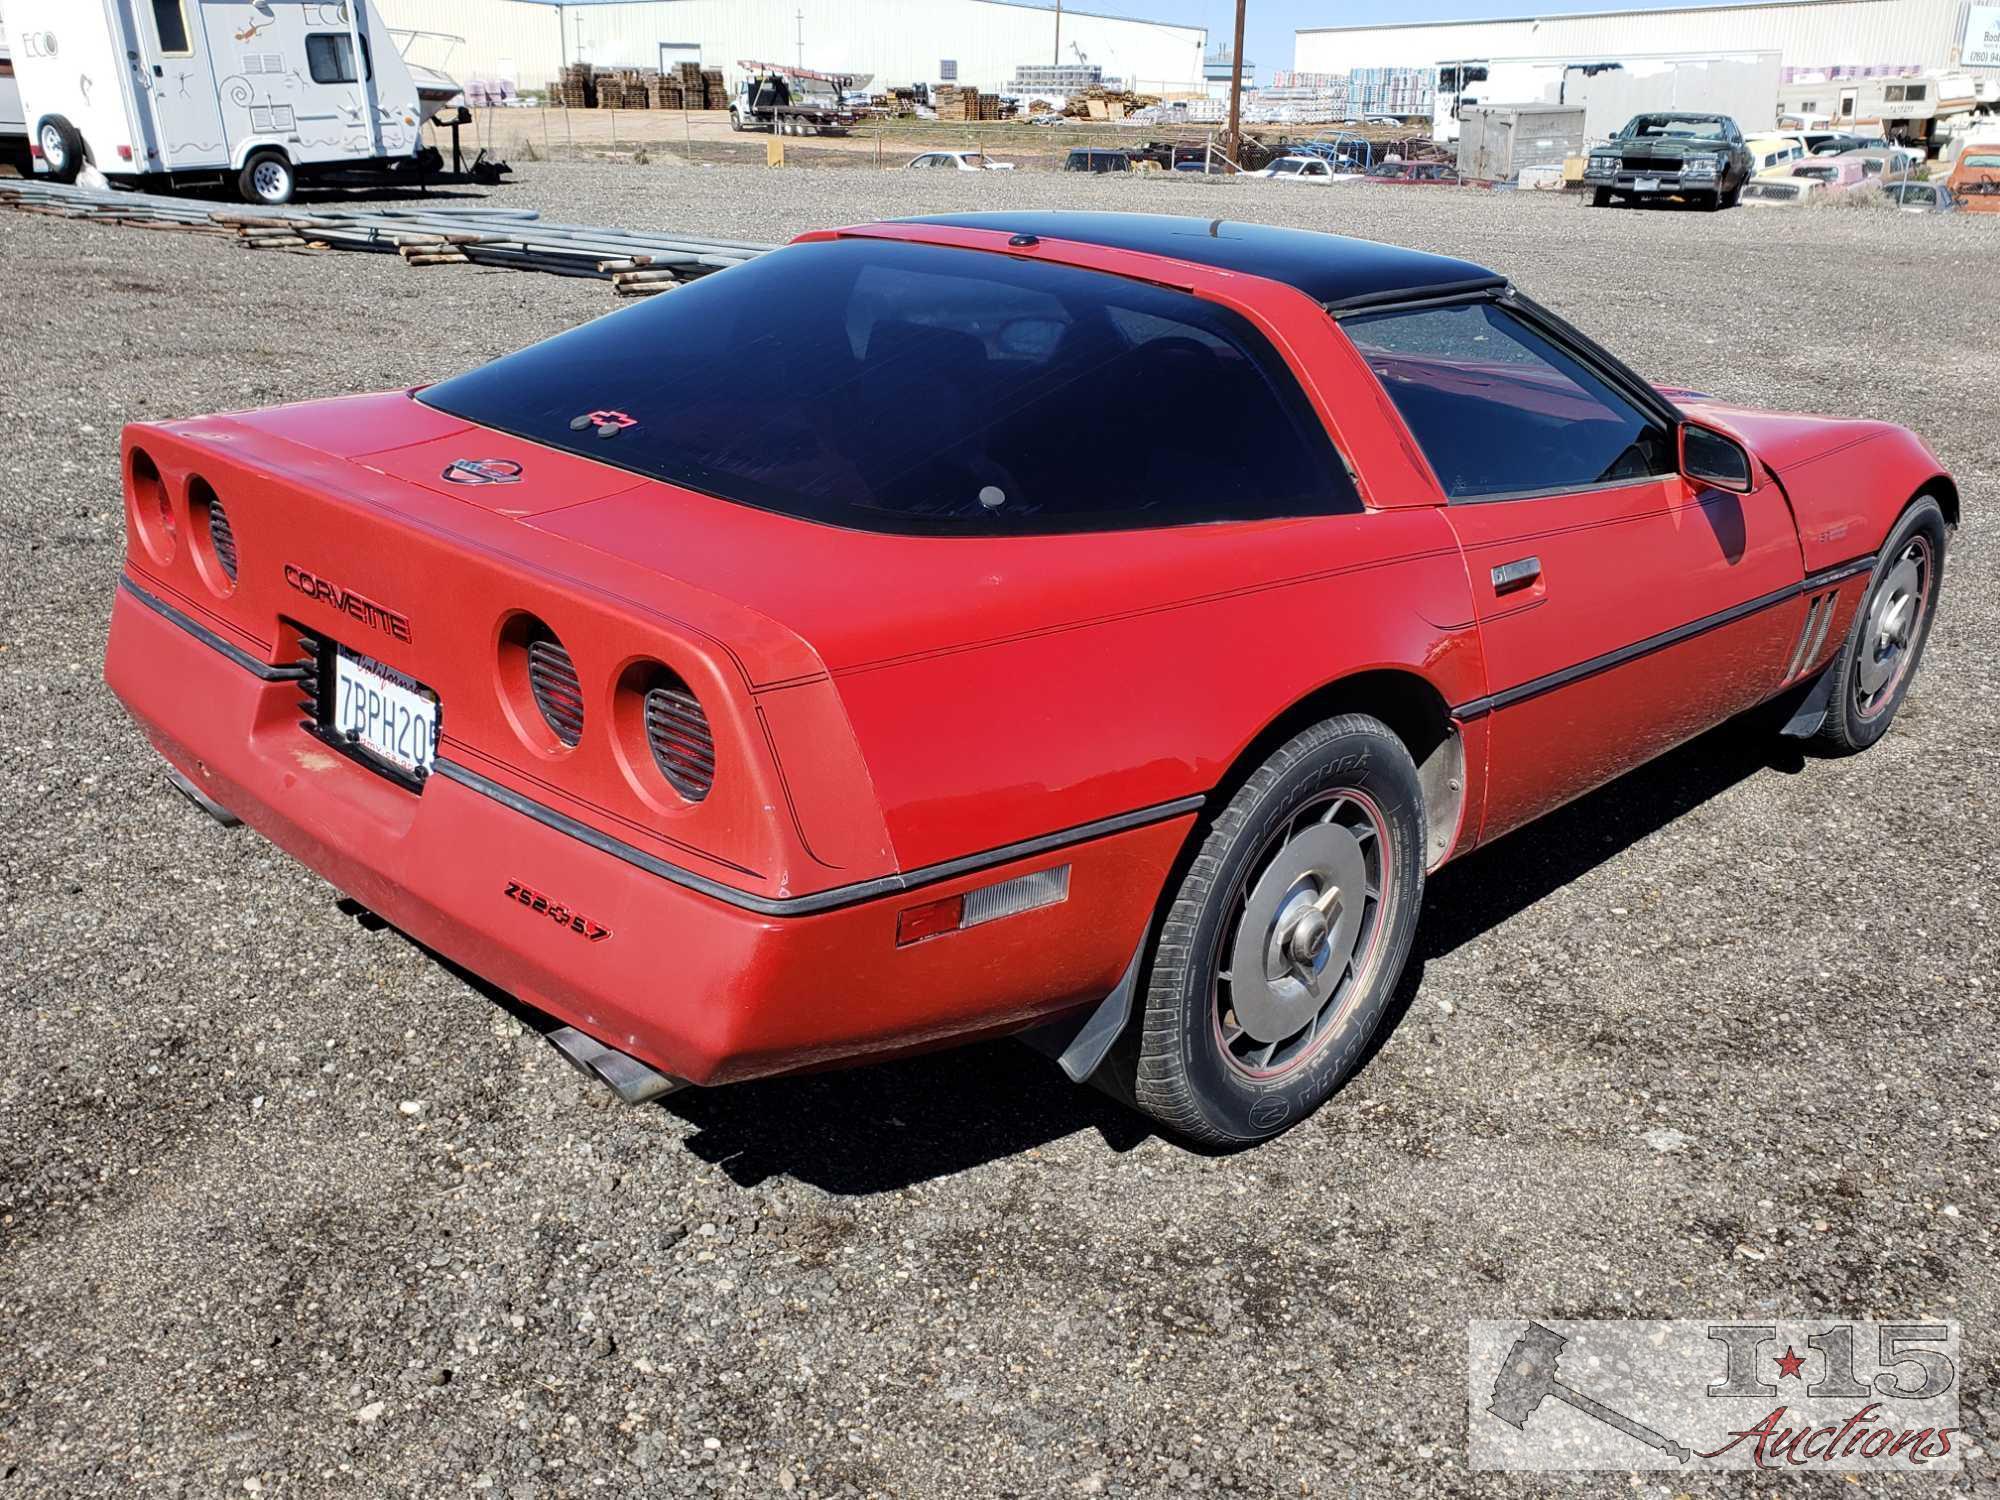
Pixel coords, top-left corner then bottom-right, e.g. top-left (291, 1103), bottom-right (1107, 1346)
top-left (1061, 0), bottom-right (1713, 79)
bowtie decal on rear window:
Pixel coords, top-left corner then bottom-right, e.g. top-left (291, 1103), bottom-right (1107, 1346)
top-left (572, 410), bottom-right (638, 439)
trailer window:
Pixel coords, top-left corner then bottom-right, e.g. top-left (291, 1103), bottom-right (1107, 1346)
top-left (151, 0), bottom-right (192, 56)
top-left (419, 238), bottom-right (1359, 536)
top-left (306, 34), bottom-right (372, 85)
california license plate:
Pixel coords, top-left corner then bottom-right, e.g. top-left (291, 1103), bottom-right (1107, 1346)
top-left (331, 648), bottom-right (439, 777)
top-left (1635, 176), bottom-right (1661, 192)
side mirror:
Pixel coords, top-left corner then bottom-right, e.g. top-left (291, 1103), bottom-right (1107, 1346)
top-left (1680, 421), bottom-right (1754, 493)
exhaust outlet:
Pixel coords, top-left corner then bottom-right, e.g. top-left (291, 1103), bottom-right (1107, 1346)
top-left (546, 1025), bottom-right (687, 1104)
top-left (167, 767), bottom-right (241, 827)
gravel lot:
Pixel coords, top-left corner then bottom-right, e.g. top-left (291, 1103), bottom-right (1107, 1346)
top-left (1, 162), bottom-right (1995, 1498)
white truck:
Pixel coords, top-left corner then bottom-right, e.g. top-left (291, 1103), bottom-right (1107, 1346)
top-left (3, 0), bottom-right (428, 203)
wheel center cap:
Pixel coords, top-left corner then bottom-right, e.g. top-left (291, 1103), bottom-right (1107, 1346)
top-left (1228, 822), bottom-right (1370, 1046)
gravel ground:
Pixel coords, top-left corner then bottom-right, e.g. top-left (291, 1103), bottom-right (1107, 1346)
top-left (1, 162), bottom-right (1996, 1498)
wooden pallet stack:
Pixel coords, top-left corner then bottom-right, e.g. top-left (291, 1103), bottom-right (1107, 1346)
top-left (648, 74), bottom-right (686, 109)
top-left (934, 84), bottom-right (978, 121)
top-left (700, 69), bottom-right (728, 109)
top-left (547, 63), bottom-right (595, 109)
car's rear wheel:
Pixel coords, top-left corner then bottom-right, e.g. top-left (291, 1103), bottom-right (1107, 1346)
top-left (1811, 496), bottom-right (1946, 755)
top-left (1128, 715), bottom-right (1426, 1146)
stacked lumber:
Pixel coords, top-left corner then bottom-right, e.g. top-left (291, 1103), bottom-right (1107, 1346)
top-left (1062, 86), bottom-right (1160, 120)
top-left (700, 68), bottom-right (727, 109)
top-left (0, 181), bottom-right (777, 298)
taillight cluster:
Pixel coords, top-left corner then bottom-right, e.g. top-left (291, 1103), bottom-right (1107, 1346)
top-left (126, 448), bottom-right (239, 597)
top-left (505, 613), bottom-right (716, 805)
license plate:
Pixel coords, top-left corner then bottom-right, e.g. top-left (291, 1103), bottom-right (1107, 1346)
top-left (331, 649), bottom-right (439, 777)
top-left (1634, 176), bottom-right (1661, 192)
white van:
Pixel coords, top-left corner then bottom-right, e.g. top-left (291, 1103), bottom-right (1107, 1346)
top-left (5, 0), bottom-right (425, 203)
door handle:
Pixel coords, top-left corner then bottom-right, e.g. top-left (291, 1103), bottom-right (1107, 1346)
top-left (1491, 556), bottom-right (1542, 594)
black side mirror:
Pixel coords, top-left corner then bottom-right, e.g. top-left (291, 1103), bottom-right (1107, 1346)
top-left (1680, 422), bottom-right (1754, 493)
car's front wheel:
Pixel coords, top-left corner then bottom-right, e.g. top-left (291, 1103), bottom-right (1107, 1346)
top-left (1811, 495), bottom-right (1946, 755)
top-left (1129, 715), bottom-right (1426, 1145)
top-left (1590, 186), bottom-right (1613, 207)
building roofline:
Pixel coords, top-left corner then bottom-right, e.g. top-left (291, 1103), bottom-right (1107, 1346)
top-left (516, 0), bottom-right (1204, 38)
top-left (1297, 0), bottom-right (1905, 36)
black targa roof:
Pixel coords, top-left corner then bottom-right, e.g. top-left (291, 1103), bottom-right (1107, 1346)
top-left (901, 212), bottom-right (1507, 310)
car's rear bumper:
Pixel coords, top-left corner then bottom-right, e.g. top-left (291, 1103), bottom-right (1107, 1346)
top-left (105, 577), bottom-right (1195, 1087)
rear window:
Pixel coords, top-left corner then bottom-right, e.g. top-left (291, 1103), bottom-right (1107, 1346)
top-left (420, 238), bottom-right (1357, 535)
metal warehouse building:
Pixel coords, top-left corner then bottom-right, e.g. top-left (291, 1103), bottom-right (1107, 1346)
top-left (1296, 0), bottom-right (2000, 79)
top-left (376, 0), bottom-right (1208, 96)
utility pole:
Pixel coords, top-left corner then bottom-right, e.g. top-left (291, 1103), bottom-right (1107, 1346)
top-left (1053, 0), bottom-right (1062, 66)
top-left (1226, 0), bottom-right (1247, 170)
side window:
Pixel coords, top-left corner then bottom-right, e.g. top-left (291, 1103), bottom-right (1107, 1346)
top-left (151, 0), bottom-right (191, 55)
top-left (306, 33), bottom-right (370, 85)
top-left (1343, 301), bottom-right (1675, 502)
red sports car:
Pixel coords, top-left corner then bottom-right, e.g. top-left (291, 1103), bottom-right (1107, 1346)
top-left (105, 213), bottom-right (1954, 1145)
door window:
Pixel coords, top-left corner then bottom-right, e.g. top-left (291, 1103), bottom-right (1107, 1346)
top-left (1343, 300), bottom-right (1675, 502)
top-left (151, 0), bottom-right (192, 56)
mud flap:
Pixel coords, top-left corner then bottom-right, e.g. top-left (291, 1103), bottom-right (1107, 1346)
top-left (1779, 658), bottom-right (1839, 738)
top-left (1018, 942), bottom-right (1144, 1084)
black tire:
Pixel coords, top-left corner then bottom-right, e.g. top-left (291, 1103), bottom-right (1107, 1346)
top-left (1811, 495), bottom-right (1946, 755)
top-left (1719, 182), bottom-right (1742, 208)
top-left (1590, 186), bottom-right (1612, 207)
top-left (1129, 715), bottom-right (1426, 1146)
top-left (237, 149), bottom-right (295, 205)
top-left (35, 115), bottom-right (85, 183)
top-left (728, 111), bottom-right (745, 132)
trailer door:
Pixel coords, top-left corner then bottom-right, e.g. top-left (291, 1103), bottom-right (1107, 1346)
top-left (134, 0), bottom-right (229, 170)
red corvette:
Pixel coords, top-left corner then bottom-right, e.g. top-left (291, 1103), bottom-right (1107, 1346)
top-left (105, 213), bottom-right (1954, 1144)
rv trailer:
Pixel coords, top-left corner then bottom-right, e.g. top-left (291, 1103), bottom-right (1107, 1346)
top-left (4, 0), bottom-right (428, 203)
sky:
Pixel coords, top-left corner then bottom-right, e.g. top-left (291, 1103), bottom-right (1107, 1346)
top-left (1056, 0), bottom-right (1722, 79)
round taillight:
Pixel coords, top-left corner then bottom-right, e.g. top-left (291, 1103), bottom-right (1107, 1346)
top-left (186, 476), bottom-right (237, 595)
top-left (525, 627), bottom-right (584, 747)
top-left (643, 674), bottom-right (714, 802)
top-left (128, 448), bottom-right (176, 564)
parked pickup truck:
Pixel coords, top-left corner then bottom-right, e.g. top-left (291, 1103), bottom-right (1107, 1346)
top-left (1583, 112), bottom-right (1755, 210)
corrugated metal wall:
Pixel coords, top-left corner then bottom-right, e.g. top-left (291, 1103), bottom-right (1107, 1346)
top-left (1296, 0), bottom-right (1993, 78)
top-left (375, 0), bottom-right (1205, 94)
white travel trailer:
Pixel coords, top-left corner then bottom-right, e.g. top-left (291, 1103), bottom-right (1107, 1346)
top-left (1, 6), bottom-right (27, 171)
top-left (4, 0), bottom-right (427, 203)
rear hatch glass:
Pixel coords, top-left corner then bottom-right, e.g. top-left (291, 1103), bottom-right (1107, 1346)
top-left (419, 237), bottom-right (1355, 535)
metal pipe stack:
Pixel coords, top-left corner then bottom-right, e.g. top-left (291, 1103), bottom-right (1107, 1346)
top-left (0, 180), bottom-right (775, 294)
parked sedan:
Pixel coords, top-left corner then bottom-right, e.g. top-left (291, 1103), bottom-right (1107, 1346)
top-left (906, 151), bottom-right (1015, 171)
top-left (1739, 176), bottom-right (1825, 207)
top-left (1786, 157), bottom-right (1879, 197)
top-left (1884, 181), bottom-right (1958, 212)
top-left (1582, 112), bottom-right (1755, 208)
top-left (105, 213), bottom-right (1955, 1145)
top-left (1254, 154), bottom-right (1363, 183)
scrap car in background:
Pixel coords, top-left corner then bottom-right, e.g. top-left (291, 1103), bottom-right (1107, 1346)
top-left (1884, 181), bottom-right (1959, 212)
top-left (104, 213), bottom-right (1956, 1147)
top-left (1253, 154), bottom-right (1363, 183)
top-left (905, 151), bottom-right (1014, 171)
top-left (1740, 175), bottom-right (1826, 207)
top-left (1945, 146), bottom-right (2000, 209)
top-left (1366, 160), bottom-right (1461, 184)
top-left (1583, 112), bottom-right (1755, 208)
top-left (1780, 157), bottom-right (1879, 199)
